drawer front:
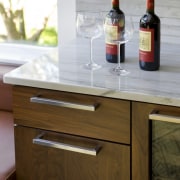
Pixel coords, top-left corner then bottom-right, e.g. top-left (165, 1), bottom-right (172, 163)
top-left (13, 86), bottom-right (130, 144)
top-left (15, 126), bottom-right (130, 180)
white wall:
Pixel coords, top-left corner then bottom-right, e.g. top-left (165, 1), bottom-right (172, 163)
top-left (57, 0), bottom-right (180, 45)
top-left (76, 0), bottom-right (180, 44)
top-left (58, 0), bottom-right (76, 45)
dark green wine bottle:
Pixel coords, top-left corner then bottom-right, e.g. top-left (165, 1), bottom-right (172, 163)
top-left (139, 0), bottom-right (161, 71)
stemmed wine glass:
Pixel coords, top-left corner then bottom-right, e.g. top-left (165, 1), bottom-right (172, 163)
top-left (76, 11), bottom-right (103, 70)
top-left (104, 15), bottom-right (134, 75)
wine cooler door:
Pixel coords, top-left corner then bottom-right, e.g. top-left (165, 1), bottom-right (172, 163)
top-left (149, 110), bottom-right (180, 180)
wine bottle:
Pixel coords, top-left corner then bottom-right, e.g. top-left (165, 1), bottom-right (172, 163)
top-left (105, 0), bottom-right (125, 63)
top-left (139, 0), bottom-right (161, 71)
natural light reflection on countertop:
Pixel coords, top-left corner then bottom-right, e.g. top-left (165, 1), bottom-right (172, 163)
top-left (3, 38), bottom-right (180, 107)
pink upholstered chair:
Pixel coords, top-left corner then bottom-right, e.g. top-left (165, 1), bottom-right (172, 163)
top-left (0, 64), bottom-right (17, 180)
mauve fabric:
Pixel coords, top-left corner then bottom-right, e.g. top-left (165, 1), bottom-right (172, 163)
top-left (0, 111), bottom-right (15, 180)
top-left (0, 64), bottom-right (17, 179)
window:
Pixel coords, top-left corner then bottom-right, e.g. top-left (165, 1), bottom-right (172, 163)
top-left (0, 0), bottom-right (58, 65)
top-left (0, 0), bottom-right (57, 46)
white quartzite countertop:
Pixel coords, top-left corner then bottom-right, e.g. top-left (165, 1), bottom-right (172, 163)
top-left (3, 38), bottom-right (180, 107)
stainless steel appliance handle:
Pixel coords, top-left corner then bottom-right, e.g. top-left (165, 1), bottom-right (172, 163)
top-left (33, 133), bottom-right (101, 156)
top-left (30, 97), bottom-right (98, 111)
top-left (149, 110), bottom-right (180, 124)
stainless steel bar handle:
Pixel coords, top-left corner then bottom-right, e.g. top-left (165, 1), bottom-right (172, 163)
top-left (149, 110), bottom-right (180, 124)
top-left (33, 133), bottom-right (101, 156)
top-left (30, 97), bottom-right (98, 111)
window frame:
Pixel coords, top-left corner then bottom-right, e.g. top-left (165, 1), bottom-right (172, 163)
top-left (0, 0), bottom-right (60, 65)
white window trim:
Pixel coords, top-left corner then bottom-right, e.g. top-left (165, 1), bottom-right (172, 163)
top-left (0, 1), bottom-right (67, 66)
top-left (57, 0), bottom-right (76, 45)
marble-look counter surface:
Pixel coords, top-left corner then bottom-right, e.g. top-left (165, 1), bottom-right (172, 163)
top-left (3, 38), bottom-right (180, 107)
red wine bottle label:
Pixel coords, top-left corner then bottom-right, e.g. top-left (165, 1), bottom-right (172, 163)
top-left (105, 18), bottom-right (124, 55)
top-left (105, 23), bottom-right (119, 55)
top-left (139, 28), bottom-right (154, 62)
top-left (105, 24), bottom-right (119, 41)
top-left (106, 43), bottom-right (117, 55)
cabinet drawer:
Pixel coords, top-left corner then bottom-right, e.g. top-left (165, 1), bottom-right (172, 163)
top-left (15, 126), bottom-right (130, 180)
top-left (13, 86), bottom-right (130, 144)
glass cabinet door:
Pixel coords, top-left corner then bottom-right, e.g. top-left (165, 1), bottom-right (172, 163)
top-left (150, 112), bottom-right (180, 180)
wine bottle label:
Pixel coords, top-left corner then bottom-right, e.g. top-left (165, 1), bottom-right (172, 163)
top-left (139, 28), bottom-right (154, 62)
top-left (105, 18), bottom-right (124, 55)
top-left (106, 43), bottom-right (117, 55)
top-left (105, 24), bottom-right (118, 41)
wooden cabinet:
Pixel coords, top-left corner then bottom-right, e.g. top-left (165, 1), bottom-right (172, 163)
top-left (13, 86), bottom-right (130, 144)
top-left (15, 126), bottom-right (130, 180)
top-left (13, 86), bottom-right (180, 180)
top-left (132, 102), bottom-right (180, 180)
top-left (13, 86), bottom-right (130, 180)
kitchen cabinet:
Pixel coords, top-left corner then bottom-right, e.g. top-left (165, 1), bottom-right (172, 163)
top-left (132, 102), bottom-right (180, 180)
top-left (12, 86), bottom-right (180, 180)
top-left (4, 40), bottom-right (180, 179)
top-left (13, 86), bottom-right (130, 180)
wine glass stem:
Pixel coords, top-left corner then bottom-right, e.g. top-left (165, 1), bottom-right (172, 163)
top-left (117, 42), bottom-right (122, 69)
top-left (90, 38), bottom-right (94, 65)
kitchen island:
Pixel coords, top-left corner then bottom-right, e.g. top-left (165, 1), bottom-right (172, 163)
top-left (3, 39), bottom-right (180, 179)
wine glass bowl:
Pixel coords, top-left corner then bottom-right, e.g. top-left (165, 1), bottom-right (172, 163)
top-left (76, 14), bottom-right (102, 39)
top-left (76, 11), bottom-right (103, 70)
top-left (104, 15), bottom-right (134, 75)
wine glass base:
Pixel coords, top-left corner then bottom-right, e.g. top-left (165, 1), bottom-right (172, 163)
top-left (84, 63), bottom-right (101, 70)
top-left (110, 66), bottom-right (130, 76)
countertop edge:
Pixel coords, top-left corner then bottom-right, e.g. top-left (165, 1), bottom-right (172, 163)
top-left (4, 74), bottom-right (180, 108)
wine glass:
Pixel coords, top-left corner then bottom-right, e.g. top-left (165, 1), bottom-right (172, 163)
top-left (104, 15), bottom-right (134, 75)
top-left (76, 11), bottom-right (103, 70)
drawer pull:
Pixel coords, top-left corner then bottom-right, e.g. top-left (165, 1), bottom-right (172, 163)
top-left (30, 97), bottom-right (98, 111)
top-left (33, 133), bottom-right (101, 156)
top-left (149, 110), bottom-right (180, 124)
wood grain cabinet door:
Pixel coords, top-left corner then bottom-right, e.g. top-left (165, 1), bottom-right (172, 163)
top-left (15, 126), bottom-right (130, 180)
top-left (13, 86), bottom-right (130, 144)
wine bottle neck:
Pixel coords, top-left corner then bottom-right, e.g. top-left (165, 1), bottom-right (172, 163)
top-left (146, 0), bottom-right (154, 13)
top-left (112, 0), bottom-right (120, 9)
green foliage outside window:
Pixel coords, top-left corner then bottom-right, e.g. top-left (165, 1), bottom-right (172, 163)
top-left (0, 0), bottom-right (57, 46)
